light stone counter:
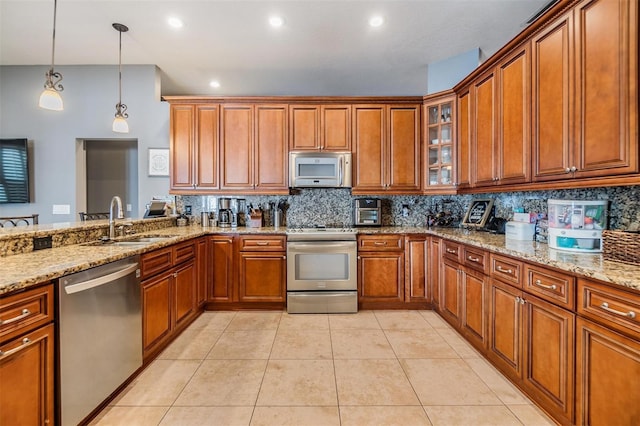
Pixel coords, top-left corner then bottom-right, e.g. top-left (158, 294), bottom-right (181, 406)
top-left (1, 224), bottom-right (638, 297)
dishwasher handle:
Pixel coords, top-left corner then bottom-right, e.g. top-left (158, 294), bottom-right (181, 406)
top-left (63, 263), bottom-right (139, 295)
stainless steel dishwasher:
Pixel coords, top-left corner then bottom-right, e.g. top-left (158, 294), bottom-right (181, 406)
top-left (58, 256), bottom-right (142, 426)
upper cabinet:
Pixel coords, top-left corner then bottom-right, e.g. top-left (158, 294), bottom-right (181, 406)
top-left (170, 104), bottom-right (219, 192)
top-left (424, 92), bottom-right (457, 193)
top-left (289, 104), bottom-right (351, 151)
top-left (353, 104), bottom-right (421, 194)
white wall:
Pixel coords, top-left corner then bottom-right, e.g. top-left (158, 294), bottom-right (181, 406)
top-left (0, 65), bottom-right (170, 223)
top-left (427, 48), bottom-right (480, 94)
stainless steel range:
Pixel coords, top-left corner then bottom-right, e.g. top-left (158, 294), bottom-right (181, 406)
top-left (286, 226), bottom-right (358, 313)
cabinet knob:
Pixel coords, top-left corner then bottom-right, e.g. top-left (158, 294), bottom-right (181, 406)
top-left (570, 166), bottom-right (577, 172)
top-left (0, 337), bottom-right (32, 358)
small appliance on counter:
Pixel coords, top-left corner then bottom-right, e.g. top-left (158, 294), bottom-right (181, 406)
top-left (353, 198), bottom-right (381, 226)
top-left (547, 199), bottom-right (608, 252)
top-left (218, 198), bottom-right (233, 227)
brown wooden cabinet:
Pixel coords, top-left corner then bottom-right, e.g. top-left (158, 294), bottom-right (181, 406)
top-left (219, 104), bottom-right (288, 193)
top-left (238, 236), bottom-right (286, 304)
top-left (471, 69), bottom-right (497, 187)
top-left (353, 104), bottom-right (421, 194)
top-left (170, 104), bottom-right (220, 192)
top-left (196, 237), bottom-right (208, 307)
top-left (290, 104), bottom-right (351, 151)
top-left (456, 89), bottom-right (472, 190)
top-left (208, 235), bottom-right (235, 303)
top-left (440, 258), bottom-right (462, 326)
top-left (424, 92), bottom-right (456, 192)
top-left (141, 240), bottom-right (198, 361)
top-left (532, 0), bottom-right (638, 182)
top-left (0, 284), bottom-right (54, 426)
top-left (428, 237), bottom-right (442, 307)
top-left (358, 235), bottom-right (405, 306)
top-left (405, 235), bottom-right (429, 304)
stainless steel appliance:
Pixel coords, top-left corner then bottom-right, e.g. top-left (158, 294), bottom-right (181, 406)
top-left (218, 198), bottom-right (232, 227)
top-left (353, 198), bottom-right (381, 226)
top-left (286, 227), bottom-right (358, 313)
top-left (58, 256), bottom-right (142, 426)
top-left (289, 151), bottom-right (352, 188)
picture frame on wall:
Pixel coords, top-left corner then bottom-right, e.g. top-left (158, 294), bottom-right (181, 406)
top-left (148, 148), bottom-right (169, 177)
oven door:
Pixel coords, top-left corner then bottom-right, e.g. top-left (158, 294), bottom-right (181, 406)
top-left (287, 240), bottom-right (357, 291)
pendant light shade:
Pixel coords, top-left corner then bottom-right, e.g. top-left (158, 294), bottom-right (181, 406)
top-left (39, 0), bottom-right (64, 111)
top-left (112, 23), bottom-right (129, 133)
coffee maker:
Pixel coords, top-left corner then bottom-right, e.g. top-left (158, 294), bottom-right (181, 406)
top-left (218, 198), bottom-right (232, 227)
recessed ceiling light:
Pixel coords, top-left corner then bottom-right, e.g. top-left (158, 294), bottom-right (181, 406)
top-left (168, 17), bottom-right (183, 28)
top-left (209, 80), bottom-right (221, 88)
top-left (369, 16), bottom-right (384, 27)
top-left (269, 15), bottom-right (284, 28)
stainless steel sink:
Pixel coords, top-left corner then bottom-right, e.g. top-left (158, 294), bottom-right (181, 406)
top-left (83, 235), bottom-right (176, 247)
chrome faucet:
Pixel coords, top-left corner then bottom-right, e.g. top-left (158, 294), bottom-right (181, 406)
top-left (108, 195), bottom-right (124, 239)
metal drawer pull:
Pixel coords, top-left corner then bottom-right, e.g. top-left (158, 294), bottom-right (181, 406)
top-left (0, 308), bottom-right (31, 325)
top-left (446, 249), bottom-right (457, 254)
top-left (600, 302), bottom-right (636, 319)
top-left (496, 265), bottom-right (513, 274)
top-left (0, 337), bottom-right (32, 358)
top-left (255, 241), bottom-right (270, 246)
top-left (374, 241), bottom-right (388, 246)
top-left (534, 279), bottom-right (557, 290)
top-left (467, 256), bottom-right (480, 263)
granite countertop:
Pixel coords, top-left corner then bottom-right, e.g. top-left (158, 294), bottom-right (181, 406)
top-left (1, 225), bottom-right (639, 296)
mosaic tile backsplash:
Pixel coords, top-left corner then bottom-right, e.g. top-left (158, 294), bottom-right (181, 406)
top-left (180, 185), bottom-right (640, 230)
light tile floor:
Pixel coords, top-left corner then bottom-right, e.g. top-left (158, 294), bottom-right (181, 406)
top-left (91, 310), bottom-right (555, 426)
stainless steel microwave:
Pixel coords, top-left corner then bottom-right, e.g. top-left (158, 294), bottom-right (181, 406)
top-left (289, 151), bottom-right (352, 188)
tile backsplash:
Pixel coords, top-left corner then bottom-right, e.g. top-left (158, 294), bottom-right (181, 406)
top-left (180, 185), bottom-right (640, 231)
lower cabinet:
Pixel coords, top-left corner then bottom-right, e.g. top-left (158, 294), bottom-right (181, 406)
top-left (0, 283), bottom-right (55, 426)
top-left (405, 235), bottom-right (429, 304)
top-left (440, 259), bottom-right (462, 326)
top-left (208, 235), bottom-right (235, 302)
top-left (429, 237), bottom-right (441, 307)
top-left (141, 240), bottom-right (198, 362)
top-left (357, 235), bottom-right (405, 306)
top-left (238, 251), bottom-right (286, 303)
top-left (488, 276), bottom-right (575, 424)
top-left (196, 237), bottom-right (208, 307)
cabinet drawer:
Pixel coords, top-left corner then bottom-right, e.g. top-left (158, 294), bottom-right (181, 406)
top-left (141, 247), bottom-right (173, 279)
top-left (358, 235), bottom-right (403, 251)
top-left (490, 254), bottom-right (522, 287)
top-left (239, 235), bottom-right (286, 251)
top-left (577, 278), bottom-right (640, 337)
top-left (442, 240), bottom-right (461, 262)
top-left (462, 246), bottom-right (489, 274)
top-left (524, 264), bottom-right (575, 309)
top-left (173, 240), bottom-right (196, 264)
top-left (0, 283), bottom-right (54, 343)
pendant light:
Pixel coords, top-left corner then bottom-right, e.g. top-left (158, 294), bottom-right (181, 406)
top-left (39, 0), bottom-right (64, 111)
top-left (112, 23), bottom-right (129, 133)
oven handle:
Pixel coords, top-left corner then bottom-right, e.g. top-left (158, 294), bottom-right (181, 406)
top-left (287, 242), bottom-right (356, 252)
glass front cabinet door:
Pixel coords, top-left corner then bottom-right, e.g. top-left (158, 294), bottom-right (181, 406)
top-left (424, 92), bottom-right (456, 193)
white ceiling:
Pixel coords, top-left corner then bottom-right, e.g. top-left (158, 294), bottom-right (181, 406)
top-left (0, 0), bottom-right (552, 96)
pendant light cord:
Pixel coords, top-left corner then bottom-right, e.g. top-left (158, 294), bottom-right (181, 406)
top-left (50, 0), bottom-right (57, 71)
top-left (118, 28), bottom-right (122, 106)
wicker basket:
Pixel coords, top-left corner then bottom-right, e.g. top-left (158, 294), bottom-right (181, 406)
top-left (602, 230), bottom-right (640, 265)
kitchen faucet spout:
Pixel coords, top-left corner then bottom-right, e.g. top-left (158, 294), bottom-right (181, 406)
top-left (109, 195), bottom-right (124, 239)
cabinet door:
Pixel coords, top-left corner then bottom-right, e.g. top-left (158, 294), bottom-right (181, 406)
top-left (174, 261), bottom-right (197, 329)
top-left (488, 278), bottom-right (522, 380)
top-left (254, 104), bottom-right (288, 192)
top-left (461, 267), bottom-right (487, 350)
top-left (238, 252), bottom-right (286, 303)
top-left (195, 105), bottom-right (219, 190)
top-left (220, 104), bottom-right (254, 190)
top-left (576, 317), bottom-right (640, 426)
top-left (387, 105), bottom-right (421, 192)
top-left (208, 236), bottom-right (235, 302)
top-left (456, 88), bottom-right (471, 189)
top-left (196, 237), bottom-right (207, 307)
top-left (440, 260), bottom-right (461, 327)
top-left (353, 105), bottom-right (386, 191)
top-left (289, 105), bottom-right (320, 150)
top-left (429, 237), bottom-right (441, 306)
top-left (142, 273), bottom-right (172, 356)
top-left (532, 11), bottom-right (573, 181)
top-left (0, 323), bottom-right (54, 426)
top-left (522, 294), bottom-right (575, 424)
top-left (472, 70), bottom-right (497, 187)
top-left (574, 0), bottom-right (638, 177)
top-left (321, 105), bottom-right (351, 151)
top-left (170, 104), bottom-right (195, 189)
top-left (497, 45), bottom-right (530, 185)
top-left (358, 252), bottom-right (404, 303)
top-left (405, 236), bottom-right (428, 302)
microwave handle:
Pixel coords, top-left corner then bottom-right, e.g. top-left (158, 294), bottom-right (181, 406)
top-left (339, 156), bottom-right (344, 186)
